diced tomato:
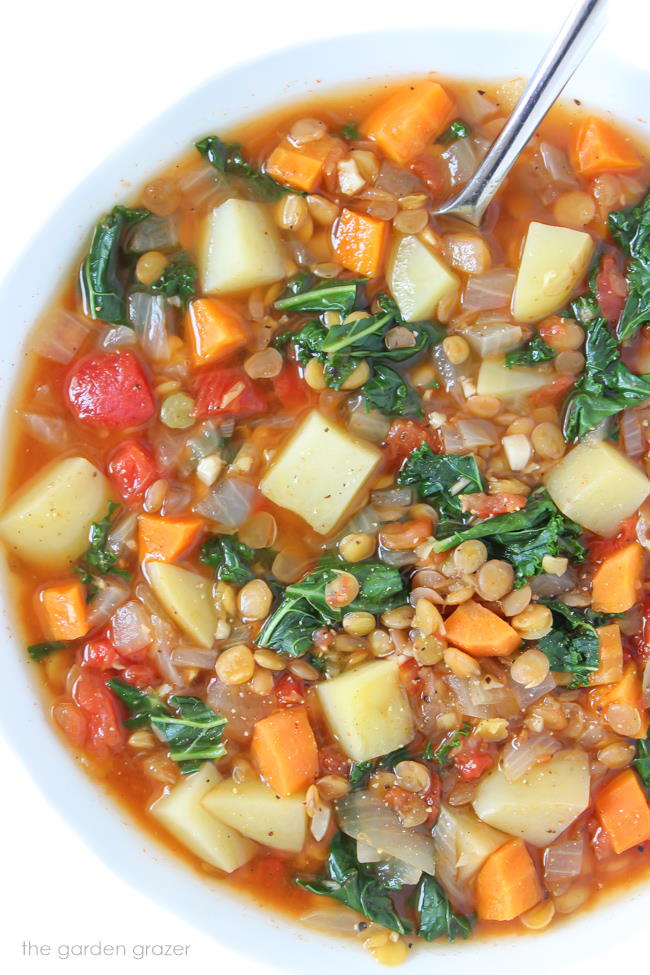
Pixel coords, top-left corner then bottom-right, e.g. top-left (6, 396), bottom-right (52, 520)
top-left (73, 670), bottom-right (125, 759)
top-left (422, 770), bottom-right (442, 826)
top-left (460, 491), bottom-right (527, 519)
top-left (247, 854), bottom-right (289, 889)
top-left (121, 663), bottom-right (158, 688)
top-left (83, 638), bottom-right (121, 672)
top-left (622, 327), bottom-right (650, 375)
top-left (272, 362), bottom-right (314, 414)
top-left (453, 739), bottom-right (495, 782)
top-left (409, 154), bottom-right (447, 199)
top-left (108, 438), bottom-right (158, 502)
top-left (634, 593), bottom-right (650, 660)
top-left (194, 367), bottom-right (267, 420)
top-left (597, 252), bottom-right (628, 326)
top-left (318, 745), bottom-right (350, 777)
top-left (398, 657), bottom-right (421, 696)
top-left (587, 815), bottom-right (616, 860)
top-left (52, 700), bottom-right (88, 748)
top-left (274, 673), bottom-right (305, 707)
top-left (66, 350), bottom-right (156, 429)
top-left (384, 419), bottom-right (442, 468)
top-left (586, 515), bottom-right (638, 563)
top-left (529, 373), bottom-right (576, 408)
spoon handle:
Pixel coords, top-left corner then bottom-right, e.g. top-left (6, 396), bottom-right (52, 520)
top-left (435, 0), bottom-right (608, 225)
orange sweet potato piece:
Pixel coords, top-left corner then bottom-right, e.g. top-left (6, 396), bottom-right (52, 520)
top-left (138, 514), bottom-right (205, 563)
top-left (251, 707), bottom-right (319, 797)
top-left (591, 542), bottom-right (644, 613)
top-left (444, 599), bottom-right (521, 657)
top-left (185, 298), bottom-right (249, 366)
top-left (360, 81), bottom-right (455, 165)
top-left (476, 838), bottom-right (542, 921)
top-left (589, 662), bottom-right (649, 739)
top-left (266, 140), bottom-right (328, 193)
top-left (595, 769), bottom-right (650, 854)
top-left (589, 624), bottom-right (624, 687)
top-left (569, 116), bottom-right (642, 177)
top-left (37, 580), bottom-right (88, 641)
top-left (332, 208), bottom-right (388, 277)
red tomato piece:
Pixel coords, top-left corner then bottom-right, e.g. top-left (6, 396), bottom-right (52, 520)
top-left (73, 670), bottom-right (125, 758)
top-left (194, 367), bottom-right (267, 419)
top-left (121, 663), bottom-right (158, 688)
top-left (453, 739), bottom-right (495, 782)
top-left (52, 700), bottom-right (88, 748)
top-left (83, 638), bottom-right (121, 672)
top-left (384, 419), bottom-right (442, 468)
top-left (108, 438), bottom-right (158, 502)
top-left (318, 745), bottom-right (350, 777)
top-left (274, 673), bottom-right (305, 706)
top-left (66, 351), bottom-right (156, 429)
top-left (529, 373), bottom-right (576, 407)
top-left (272, 362), bottom-right (314, 413)
top-left (597, 252), bottom-right (628, 326)
top-left (409, 154), bottom-right (447, 199)
top-left (422, 770), bottom-right (442, 825)
top-left (587, 515), bottom-right (638, 563)
top-left (634, 593), bottom-right (650, 660)
top-left (460, 491), bottom-right (527, 519)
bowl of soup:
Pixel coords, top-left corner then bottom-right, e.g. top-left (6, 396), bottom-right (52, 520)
top-left (1, 25), bottom-right (650, 974)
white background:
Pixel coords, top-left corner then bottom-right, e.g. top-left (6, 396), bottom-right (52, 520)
top-left (0, 0), bottom-right (648, 972)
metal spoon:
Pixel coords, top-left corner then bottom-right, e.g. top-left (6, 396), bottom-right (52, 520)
top-left (434, 0), bottom-right (608, 226)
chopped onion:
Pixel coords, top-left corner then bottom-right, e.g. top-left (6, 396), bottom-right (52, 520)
top-left (376, 160), bottom-right (423, 196)
top-left (463, 322), bottom-right (522, 358)
top-left (463, 268), bottom-right (516, 313)
top-left (432, 345), bottom-right (465, 403)
top-left (20, 412), bottom-right (69, 446)
top-left (643, 660), bottom-right (650, 709)
top-left (111, 600), bottom-right (152, 655)
top-left (86, 580), bottom-right (130, 630)
top-left (106, 510), bottom-right (138, 557)
top-left (447, 674), bottom-right (519, 719)
top-left (530, 570), bottom-right (577, 598)
top-left (148, 609), bottom-right (185, 688)
top-left (457, 418), bottom-right (499, 448)
top-left (348, 405), bottom-right (391, 443)
top-left (194, 477), bottom-right (257, 527)
top-left (171, 646), bottom-right (218, 669)
top-left (128, 292), bottom-right (170, 362)
top-left (342, 505), bottom-right (382, 537)
top-left (207, 679), bottom-right (275, 743)
top-left (31, 309), bottom-right (90, 364)
top-left (441, 139), bottom-right (478, 186)
top-left (440, 423), bottom-right (465, 454)
top-left (543, 837), bottom-right (584, 892)
top-left (621, 409), bottom-right (646, 458)
top-left (162, 483), bottom-right (193, 516)
top-left (500, 733), bottom-right (562, 782)
top-left (99, 324), bottom-right (138, 350)
top-left (178, 163), bottom-right (227, 207)
top-left (184, 422), bottom-right (223, 471)
top-left (377, 857), bottom-right (422, 887)
top-left (458, 88), bottom-right (498, 123)
top-left (378, 545), bottom-right (417, 567)
top-left (220, 623), bottom-right (254, 649)
top-left (539, 142), bottom-right (578, 191)
top-left (371, 487), bottom-right (413, 506)
top-left (127, 215), bottom-right (178, 253)
top-left (300, 906), bottom-right (361, 936)
top-left (432, 806), bottom-right (474, 913)
top-left (512, 670), bottom-right (556, 708)
top-left (336, 792), bottom-right (436, 875)
top-left (357, 838), bottom-right (383, 863)
top-left (152, 428), bottom-right (186, 473)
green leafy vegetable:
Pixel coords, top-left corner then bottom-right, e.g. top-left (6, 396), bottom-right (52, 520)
top-left (341, 122), bottom-right (361, 140)
top-left (200, 534), bottom-right (257, 585)
top-left (424, 722), bottom-right (472, 766)
top-left (633, 732), bottom-right (650, 796)
top-left (608, 189), bottom-right (650, 341)
top-left (506, 335), bottom-right (556, 368)
top-left (398, 446), bottom-right (484, 535)
top-left (361, 363), bottom-right (423, 417)
top-left (256, 558), bottom-right (407, 657)
top-left (416, 875), bottom-right (473, 941)
top-left (108, 679), bottom-right (227, 774)
top-left (195, 135), bottom-right (291, 202)
top-left (438, 119), bottom-right (471, 143)
top-left (296, 832), bottom-right (412, 935)
top-left (80, 205), bottom-right (150, 325)
top-left (27, 641), bottom-right (68, 662)
top-left (432, 488), bottom-right (586, 587)
top-left (75, 501), bottom-right (130, 600)
top-left (349, 746), bottom-right (412, 788)
top-left (274, 277), bottom-right (366, 315)
top-left (538, 601), bottom-right (618, 687)
top-left (151, 255), bottom-right (197, 306)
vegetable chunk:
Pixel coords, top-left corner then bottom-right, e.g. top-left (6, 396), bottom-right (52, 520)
top-left (259, 410), bottom-right (381, 535)
top-left (444, 600), bottom-right (521, 657)
top-left (475, 839), bottom-right (542, 921)
top-left (65, 350), bottom-right (156, 429)
top-left (595, 768), bottom-right (650, 853)
top-left (266, 140), bottom-right (329, 192)
top-left (151, 763), bottom-right (256, 872)
top-left (360, 81), bottom-right (455, 165)
top-left (251, 707), bottom-right (319, 797)
top-left (147, 562), bottom-right (217, 647)
top-left (202, 777), bottom-right (307, 851)
top-left (138, 514), bottom-right (205, 563)
top-left (591, 542), bottom-right (644, 613)
top-left (512, 222), bottom-right (594, 323)
top-left (589, 663), bottom-right (648, 739)
top-left (545, 441), bottom-right (650, 537)
top-left (570, 117), bottom-right (642, 178)
top-left (387, 234), bottom-right (459, 322)
top-left (185, 297), bottom-right (249, 366)
top-left (0, 457), bottom-right (112, 571)
top-left (477, 355), bottom-right (551, 399)
top-left (472, 750), bottom-right (590, 846)
top-left (200, 199), bottom-right (286, 294)
top-left (332, 208), bottom-right (389, 278)
top-left (37, 579), bottom-right (88, 640)
top-left (316, 659), bottom-right (414, 762)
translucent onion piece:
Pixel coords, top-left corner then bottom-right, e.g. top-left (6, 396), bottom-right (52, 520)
top-left (161, 483), bottom-right (193, 516)
top-left (530, 570), bottom-right (577, 598)
top-left (441, 423), bottom-right (465, 454)
top-left (539, 142), bottom-right (578, 191)
top-left (86, 580), bottom-right (130, 630)
top-left (457, 418), bottom-right (499, 448)
top-left (621, 409), bottom-right (646, 458)
top-left (357, 838), bottom-right (383, 863)
top-left (458, 88), bottom-right (498, 123)
top-left (170, 646), bottom-right (218, 669)
top-left (31, 309), bottom-right (90, 364)
top-left (643, 660), bottom-right (650, 709)
top-left (512, 670), bottom-right (557, 709)
top-left (463, 268), bottom-right (516, 313)
top-left (342, 505), bottom-right (382, 536)
top-left (299, 906), bottom-right (362, 936)
top-left (543, 837), bottom-right (584, 891)
top-left (432, 806), bottom-right (474, 914)
top-left (463, 322), bottom-right (522, 358)
top-left (111, 600), bottom-right (152, 654)
top-left (99, 325), bottom-right (138, 350)
top-left (377, 857), bottom-right (422, 887)
top-left (335, 792), bottom-right (436, 875)
top-left (378, 545), bottom-right (417, 567)
top-left (207, 679), bottom-right (275, 743)
top-left (20, 412), bottom-right (69, 447)
top-left (432, 344), bottom-right (465, 403)
top-left (127, 215), bottom-right (178, 253)
top-left (178, 163), bottom-right (227, 208)
top-left (376, 160), bottom-right (423, 196)
top-left (106, 510), bottom-right (138, 557)
top-left (149, 611), bottom-right (185, 689)
top-left (371, 487), bottom-right (413, 506)
top-left (128, 292), bottom-right (170, 362)
top-left (500, 733), bottom-right (562, 782)
top-left (447, 674), bottom-right (519, 720)
top-left (441, 139), bottom-right (478, 187)
top-left (194, 477), bottom-right (257, 528)
top-left (348, 405), bottom-right (391, 443)
top-left (152, 428), bottom-right (186, 474)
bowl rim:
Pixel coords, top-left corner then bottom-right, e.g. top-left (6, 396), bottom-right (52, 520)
top-left (0, 25), bottom-right (648, 975)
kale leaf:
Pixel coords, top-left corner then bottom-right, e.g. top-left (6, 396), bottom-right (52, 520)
top-left (348, 746), bottom-right (412, 788)
top-left (108, 679), bottom-right (227, 774)
top-left (195, 135), bottom-right (291, 202)
top-left (633, 732), bottom-right (650, 796)
top-left (341, 122), bottom-right (361, 140)
top-left (81, 205), bottom-right (150, 325)
top-left (416, 875), bottom-right (473, 942)
top-left (437, 119), bottom-right (471, 144)
top-left (75, 501), bottom-right (130, 600)
top-left (27, 641), bottom-right (68, 662)
top-left (423, 722), bottom-right (472, 765)
top-left (151, 254), bottom-right (197, 306)
top-left (296, 832), bottom-right (412, 935)
top-left (397, 446), bottom-right (484, 535)
top-left (361, 363), bottom-right (423, 417)
top-left (200, 534), bottom-right (258, 585)
top-left (274, 276), bottom-right (366, 315)
top-left (538, 601), bottom-right (619, 687)
top-left (505, 335), bottom-right (556, 368)
top-left (608, 189), bottom-right (650, 341)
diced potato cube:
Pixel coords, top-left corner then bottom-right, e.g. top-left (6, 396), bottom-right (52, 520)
top-left (477, 355), bottom-right (550, 399)
top-left (387, 234), bottom-right (459, 322)
top-left (200, 199), bottom-right (286, 294)
top-left (545, 441), bottom-right (650, 536)
top-left (202, 777), bottom-right (307, 852)
top-left (148, 562), bottom-right (217, 647)
top-left (259, 410), bottom-right (381, 535)
top-left (435, 805), bottom-right (508, 883)
top-left (0, 456), bottom-right (112, 571)
top-left (151, 763), bottom-right (256, 872)
top-left (472, 749), bottom-right (590, 847)
top-left (316, 659), bottom-right (414, 762)
top-left (512, 221), bottom-right (594, 323)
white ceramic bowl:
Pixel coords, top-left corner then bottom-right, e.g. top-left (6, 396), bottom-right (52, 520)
top-left (1, 27), bottom-right (648, 975)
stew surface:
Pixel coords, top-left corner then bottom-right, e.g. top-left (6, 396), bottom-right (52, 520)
top-left (4, 75), bottom-right (650, 964)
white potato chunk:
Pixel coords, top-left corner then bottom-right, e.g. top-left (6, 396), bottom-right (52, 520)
top-left (472, 749), bottom-right (590, 847)
top-left (148, 562), bottom-right (217, 647)
top-left (202, 777), bottom-right (306, 852)
top-left (316, 659), bottom-right (414, 763)
top-left (0, 456), bottom-right (112, 571)
top-left (151, 763), bottom-right (256, 872)
top-left (512, 221), bottom-right (594, 323)
top-left (387, 234), bottom-right (459, 322)
top-left (545, 440), bottom-right (650, 536)
top-left (259, 410), bottom-right (381, 535)
top-left (200, 199), bottom-right (286, 294)
top-left (435, 805), bottom-right (509, 883)
top-left (477, 354), bottom-right (551, 399)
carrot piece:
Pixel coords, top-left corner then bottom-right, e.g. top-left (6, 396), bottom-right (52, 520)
top-left (595, 769), bottom-right (650, 854)
top-left (444, 599), bottom-right (521, 657)
top-left (589, 624), bottom-right (624, 687)
top-left (185, 298), bottom-right (249, 366)
top-left (138, 514), bottom-right (205, 563)
top-left (591, 541), bottom-right (644, 613)
top-left (475, 838), bottom-right (542, 921)
top-left (37, 579), bottom-right (88, 641)
top-left (360, 81), bottom-right (455, 165)
top-left (333, 208), bottom-right (389, 278)
top-left (569, 116), bottom-right (642, 178)
top-left (589, 662), bottom-right (649, 738)
top-left (251, 706), bottom-right (319, 797)
top-left (266, 140), bottom-right (328, 193)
